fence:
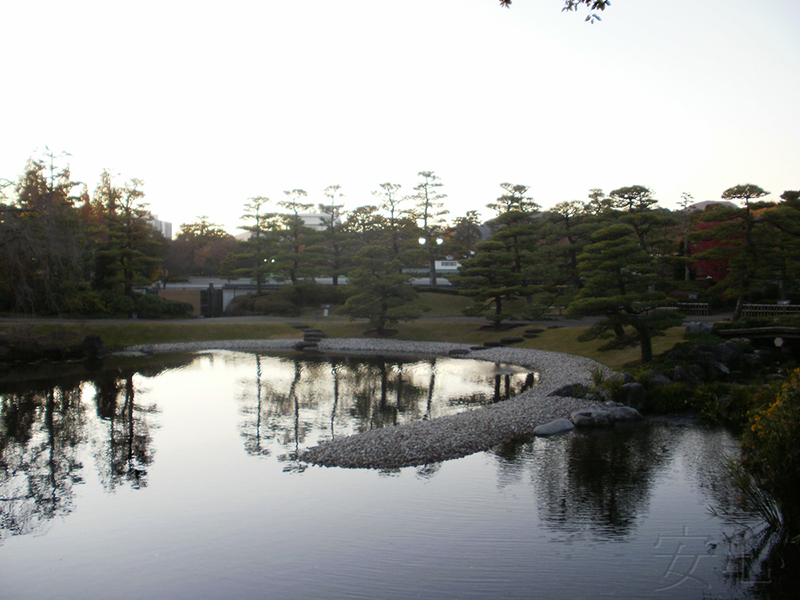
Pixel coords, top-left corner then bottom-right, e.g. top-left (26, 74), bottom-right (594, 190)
top-left (663, 302), bottom-right (710, 316)
top-left (742, 303), bottom-right (800, 318)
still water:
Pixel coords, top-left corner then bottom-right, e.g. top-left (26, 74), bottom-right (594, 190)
top-left (0, 350), bottom-right (785, 600)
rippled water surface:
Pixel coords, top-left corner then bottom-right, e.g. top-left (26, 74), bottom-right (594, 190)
top-left (0, 350), bottom-right (789, 600)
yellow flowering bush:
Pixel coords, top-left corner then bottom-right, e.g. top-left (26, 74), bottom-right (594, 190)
top-left (741, 369), bottom-right (800, 533)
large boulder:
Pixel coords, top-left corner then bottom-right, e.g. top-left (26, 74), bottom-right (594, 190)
top-left (586, 388), bottom-right (614, 403)
top-left (570, 404), bottom-right (642, 428)
top-left (741, 353), bottom-right (762, 369)
top-left (705, 360), bottom-right (731, 382)
top-left (81, 334), bottom-right (108, 359)
top-left (571, 407), bottom-right (615, 427)
top-left (643, 372), bottom-right (673, 389)
top-left (608, 372), bottom-right (634, 385)
top-left (533, 418), bottom-right (575, 436)
top-left (711, 341), bottom-right (743, 367)
top-left (685, 321), bottom-right (714, 335)
top-left (547, 383), bottom-right (587, 398)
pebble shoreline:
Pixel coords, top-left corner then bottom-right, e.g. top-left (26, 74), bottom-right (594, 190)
top-left (127, 338), bottom-right (612, 469)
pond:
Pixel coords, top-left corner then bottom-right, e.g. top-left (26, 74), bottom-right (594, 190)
top-left (0, 350), bottom-right (790, 600)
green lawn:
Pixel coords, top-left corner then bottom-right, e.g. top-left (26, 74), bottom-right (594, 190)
top-left (0, 314), bottom-right (687, 370)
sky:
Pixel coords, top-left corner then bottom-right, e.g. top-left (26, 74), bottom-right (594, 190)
top-left (2, 0), bottom-right (799, 235)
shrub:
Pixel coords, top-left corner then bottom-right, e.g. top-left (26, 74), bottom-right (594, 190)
top-left (647, 382), bottom-right (694, 413)
top-left (63, 291), bottom-right (109, 316)
top-left (286, 281), bottom-right (345, 307)
top-left (224, 293), bottom-right (257, 316)
top-left (251, 295), bottom-right (299, 317)
top-left (740, 369), bottom-right (800, 534)
top-left (134, 293), bottom-right (193, 319)
top-left (110, 294), bottom-right (136, 315)
top-left (225, 284), bottom-right (345, 317)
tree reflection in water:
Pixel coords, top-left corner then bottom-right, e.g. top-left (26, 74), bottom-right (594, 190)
top-left (91, 369), bottom-right (159, 491)
top-left (1, 352), bottom-right (795, 598)
top-left (235, 353), bottom-right (532, 464)
top-left (0, 382), bottom-right (85, 543)
top-left (488, 419), bottom-right (800, 598)
top-left (0, 355), bottom-right (191, 541)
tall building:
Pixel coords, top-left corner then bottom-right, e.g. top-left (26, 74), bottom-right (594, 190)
top-left (148, 214), bottom-right (173, 239)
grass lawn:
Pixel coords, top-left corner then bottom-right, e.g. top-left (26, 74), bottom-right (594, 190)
top-left (0, 313), bottom-right (686, 370)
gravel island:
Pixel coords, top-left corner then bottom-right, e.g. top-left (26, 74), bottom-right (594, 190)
top-left (127, 338), bottom-right (610, 469)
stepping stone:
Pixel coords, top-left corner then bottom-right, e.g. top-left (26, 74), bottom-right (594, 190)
top-left (448, 348), bottom-right (470, 356)
top-left (294, 341), bottom-right (318, 351)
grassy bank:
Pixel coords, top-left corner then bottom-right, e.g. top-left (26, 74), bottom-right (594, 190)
top-left (0, 317), bottom-right (685, 370)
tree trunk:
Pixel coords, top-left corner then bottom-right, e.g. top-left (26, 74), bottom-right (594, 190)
top-left (376, 301), bottom-right (388, 335)
top-left (734, 295), bottom-right (744, 321)
top-left (632, 323), bottom-right (653, 363)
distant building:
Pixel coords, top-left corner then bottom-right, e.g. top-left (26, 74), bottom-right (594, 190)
top-left (681, 200), bottom-right (737, 213)
top-left (235, 213), bottom-right (338, 241)
top-left (148, 214), bottom-right (173, 239)
top-left (297, 212), bottom-right (336, 230)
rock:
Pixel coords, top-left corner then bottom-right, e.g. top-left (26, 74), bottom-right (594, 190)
top-left (533, 418), bottom-right (575, 436)
top-left (608, 372), bottom-right (634, 385)
top-left (685, 321), bottom-right (714, 335)
top-left (644, 372), bottom-right (673, 389)
top-left (571, 407), bottom-right (615, 427)
top-left (689, 345), bottom-right (714, 359)
top-left (448, 348), bottom-right (470, 356)
top-left (570, 405), bottom-right (643, 428)
top-left (687, 364), bottom-right (706, 382)
top-left (295, 341), bottom-right (318, 351)
top-left (81, 334), bottom-right (107, 358)
top-left (741, 353), bottom-right (762, 369)
top-left (500, 337), bottom-right (524, 345)
top-left (606, 405), bottom-right (643, 421)
top-left (585, 390), bottom-right (613, 403)
top-left (304, 329), bottom-right (326, 342)
top-left (705, 361), bottom-right (731, 381)
top-left (483, 341), bottom-right (503, 348)
top-left (621, 382), bottom-right (647, 411)
top-left (711, 341), bottom-right (743, 367)
top-left (547, 383), bottom-right (587, 398)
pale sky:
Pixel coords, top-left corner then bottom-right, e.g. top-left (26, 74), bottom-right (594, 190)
top-left (2, 0), bottom-right (799, 235)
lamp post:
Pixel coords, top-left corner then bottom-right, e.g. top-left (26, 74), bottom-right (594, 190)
top-left (419, 236), bottom-right (444, 286)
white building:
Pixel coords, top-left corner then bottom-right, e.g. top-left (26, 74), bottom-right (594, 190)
top-left (148, 214), bottom-right (173, 239)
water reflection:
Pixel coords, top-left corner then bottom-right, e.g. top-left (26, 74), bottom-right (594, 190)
top-left (91, 370), bottom-right (158, 490)
top-left (0, 354), bottom-right (193, 541)
top-left (1, 351), bottom-right (793, 599)
top-left (234, 352), bottom-right (533, 462)
top-left (489, 420), bottom-right (745, 539)
top-left (485, 420), bottom-right (799, 598)
top-left (0, 382), bottom-right (84, 543)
